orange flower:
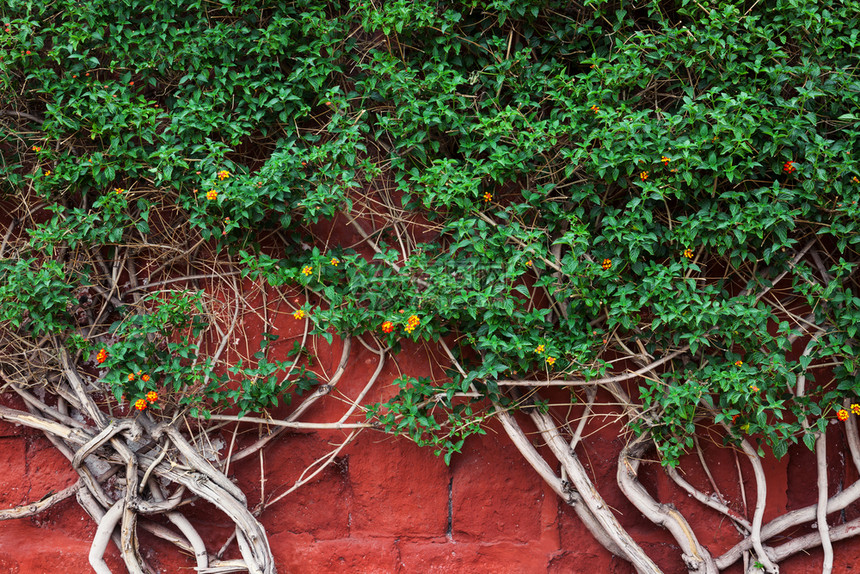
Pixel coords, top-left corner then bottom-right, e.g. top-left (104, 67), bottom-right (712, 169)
top-left (601, 259), bottom-right (612, 270)
top-left (134, 399), bottom-right (147, 411)
top-left (217, 170), bottom-right (230, 180)
top-left (294, 309), bottom-right (305, 320)
top-left (783, 161), bottom-right (796, 174)
top-left (483, 192), bottom-right (492, 202)
top-left (661, 156), bottom-right (671, 166)
top-left (683, 248), bottom-right (693, 259)
top-left (546, 356), bottom-right (556, 366)
top-left (590, 105), bottom-right (599, 113)
top-left (525, 260), bottom-right (532, 267)
top-left (852, 404), bottom-right (860, 416)
top-left (330, 257), bottom-right (339, 266)
top-left (301, 265), bottom-right (313, 276)
top-left (381, 321), bottom-right (394, 333)
top-left (838, 409), bottom-right (850, 421)
top-left (114, 188), bottom-right (124, 194)
top-left (206, 189), bottom-right (217, 200)
top-left (735, 360), bottom-right (743, 367)
top-left (141, 374), bottom-right (150, 382)
top-left (639, 171), bottom-right (648, 181)
top-left (535, 344), bottom-right (545, 354)
top-left (96, 348), bottom-right (108, 364)
top-left (128, 373), bottom-right (135, 381)
top-left (146, 391), bottom-right (158, 403)
top-left (405, 315), bottom-right (420, 333)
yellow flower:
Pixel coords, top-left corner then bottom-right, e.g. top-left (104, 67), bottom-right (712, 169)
top-left (735, 360), bottom-right (743, 367)
top-left (639, 171), bottom-right (648, 181)
top-left (683, 248), bottom-right (693, 259)
top-left (483, 192), bottom-right (492, 202)
top-left (206, 189), bottom-right (217, 200)
top-left (293, 309), bottom-right (305, 320)
top-left (838, 409), bottom-right (850, 421)
top-left (217, 170), bottom-right (230, 180)
top-left (852, 404), bottom-right (860, 416)
top-left (535, 344), bottom-right (544, 354)
top-left (330, 258), bottom-right (339, 266)
top-left (301, 265), bottom-right (313, 276)
top-left (44, 170), bottom-right (51, 176)
top-left (547, 356), bottom-right (556, 366)
top-left (404, 314), bottom-right (420, 333)
top-left (525, 260), bottom-right (533, 267)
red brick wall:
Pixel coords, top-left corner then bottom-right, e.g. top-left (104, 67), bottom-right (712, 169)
top-left (4, 380), bottom-right (860, 573)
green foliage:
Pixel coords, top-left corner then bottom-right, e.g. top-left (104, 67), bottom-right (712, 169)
top-left (0, 258), bottom-right (76, 335)
top-left (3, 0), bottom-right (860, 464)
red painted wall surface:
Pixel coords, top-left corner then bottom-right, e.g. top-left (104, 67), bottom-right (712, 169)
top-left (3, 369), bottom-right (860, 573)
top-left (2, 212), bottom-right (859, 573)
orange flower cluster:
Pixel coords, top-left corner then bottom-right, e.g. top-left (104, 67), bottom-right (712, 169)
top-left (735, 360), bottom-right (743, 367)
top-left (330, 257), bottom-right (339, 266)
top-left (206, 189), bottom-right (217, 200)
top-left (405, 314), bottom-right (420, 334)
top-left (683, 248), bottom-right (694, 259)
top-left (294, 309), bottom-right (305, 320)
top-left (639, 171), bottom-right (648, 181)
top-left (134, 391), bottom-right (159, 411)
top-left (535, 344), bottom-right (545, 354)
top-left (852, 404), bottom-right (860, 416)
top-left (590, 105), bottom-right (599, 113)
top-left (783, 161), bottom-right (796, 174)
top-left (381, 320), bottom-right (394, 333)
top-left (483, 192), bottom-right (492, 202)
top-left (96, 348), bottom-right (108, 364)
top-left (661, 156), bottom-right (671, 166)
top-left (838, 409), bottom-right (850, 421)
top-left (301, 265), bottom-right (313, 276)
top-left (601, 259), bottom-right (612, 270)
top-left (217, 170), bottom-right (230, 180)
top-left (546, 356), bottom-right (557, 366)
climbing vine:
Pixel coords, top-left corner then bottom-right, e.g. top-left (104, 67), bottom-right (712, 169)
top-left (2, 0), bottom-right (860, 572)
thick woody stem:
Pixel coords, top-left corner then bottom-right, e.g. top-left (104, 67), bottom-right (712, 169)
top-left (617, 440), bottom-right (718, 574)
top-left (149, 479), bottom-right (209, 571)
top-left (89, 499), bottom-right (124, 574)
top-left (716, 478), bottom-right (860, 568)
top-left (0, 480), bottom-right (81, 520)
top-left (736, 437), bottom-right (779, 573)
top-left (528, 408), bottom-right (663, 574)
top-left (665, 465), bottom-right (751, 532)
top-left (815, 430), bottom-right (833, 574)
top-left (494, 407), bottom-right (624, 557)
